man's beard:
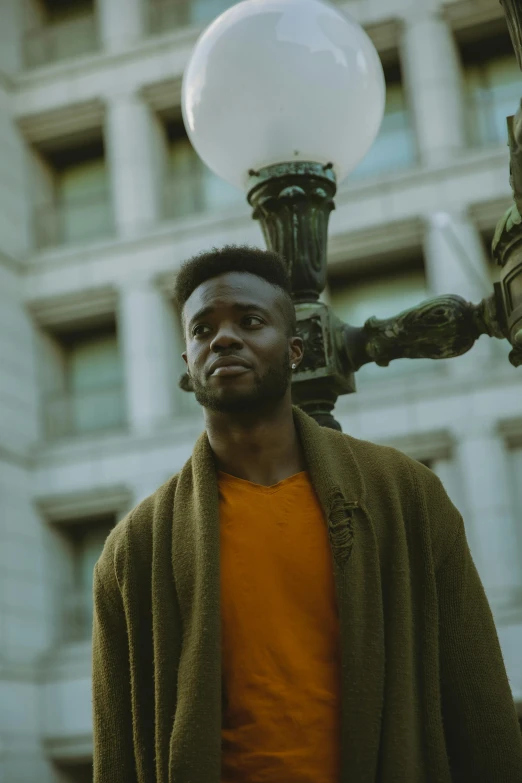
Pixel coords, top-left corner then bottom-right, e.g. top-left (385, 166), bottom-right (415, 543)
top-left (190, 351), bottom-right (292, 414)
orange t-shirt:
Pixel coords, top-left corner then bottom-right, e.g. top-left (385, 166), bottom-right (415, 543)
top-left (219, 470), bottom-right (342, 783)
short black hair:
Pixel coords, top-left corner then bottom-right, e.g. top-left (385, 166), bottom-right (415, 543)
top-left (173, 244), bottom-right (297, 338)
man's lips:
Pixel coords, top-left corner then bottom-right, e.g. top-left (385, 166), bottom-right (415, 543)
top-left (208, 356), bottom-right (252, 375)
top-left (210, 365), bottom-right (252, 377)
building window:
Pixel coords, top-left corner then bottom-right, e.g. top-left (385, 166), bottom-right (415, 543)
top-left (55, 513), bottom-right (115, 643)
top-left (328, 254), bottom-right (436, 386)
top-left (350, 60), bottom-right (416, 181)
top-left (163, 119), bottom-right (246, 220)
top-left (461, 23), bottom-right (521, 149)
top-left (148, 0), bottom-right (235, 35)
top-left (32, 135), bottom-right (114, 249)
top-left (23, 0), bottom-right (98, 69)
top-left (40, 323), bottom-right (125, 439)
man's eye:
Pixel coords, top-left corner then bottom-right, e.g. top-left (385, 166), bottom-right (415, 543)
top-left (193, 317), bottom-right (263, 336)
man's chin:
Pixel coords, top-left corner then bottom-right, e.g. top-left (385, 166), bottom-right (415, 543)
top-left (196, 392), bottom-right (265, 414)
top-left (192, 370), bottom-right (291, 414)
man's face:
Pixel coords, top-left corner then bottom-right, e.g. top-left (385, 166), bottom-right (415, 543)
top-left (182, 271), bottom-right (302, 415)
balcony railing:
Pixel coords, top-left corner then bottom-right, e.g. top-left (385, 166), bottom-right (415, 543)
top-left (148, 0), bottom-right (234, 34)
top-left (33, 190), bottom-right (114, 250)
top-left (23, 12), bottom-right (99, 69)
top-left (44, 385), bottom-right (126, 440)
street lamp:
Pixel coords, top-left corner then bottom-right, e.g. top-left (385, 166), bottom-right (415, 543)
top-left (179, 0), bottom-right (520, 430)
top-left (494, 0), bottom-right (522, 358)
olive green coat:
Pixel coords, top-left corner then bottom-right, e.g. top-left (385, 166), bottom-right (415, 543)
top-left (92, 406), bottom-right (522, 782)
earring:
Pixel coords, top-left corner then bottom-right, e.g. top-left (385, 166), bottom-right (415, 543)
top-left (292, 363), bottom-right (297, 370)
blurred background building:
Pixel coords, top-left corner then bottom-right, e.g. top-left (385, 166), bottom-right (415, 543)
top-left (0, 0), bottom-right (521, 779)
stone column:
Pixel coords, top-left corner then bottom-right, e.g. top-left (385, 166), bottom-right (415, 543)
top-left (455, 424), bottom-right (522, 616)
top-left (400, 10), bottom-right (467, 166)
top-left (0, 82), bottom-right (55, 781)
top-left (118, 279), bottom-right (175, 434)
top-left (424, 211), bottom-right (492, 300)
top-left (431, 455), bottom-right (466, 515)
top-left (105, 94), bottom-right (160, 238)
top-left (423, 210), bottom-right (495, 369)
top-left (97, 0), bottom-right (144, 52)
top-left (0, 0), bottom-right (23, 73)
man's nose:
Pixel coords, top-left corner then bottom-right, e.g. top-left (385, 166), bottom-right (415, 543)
top-left (210, 325), bottom-right (243, 349)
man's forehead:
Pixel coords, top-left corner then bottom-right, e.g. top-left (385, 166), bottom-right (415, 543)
top-left (185, 272), bottom-right (278, 312)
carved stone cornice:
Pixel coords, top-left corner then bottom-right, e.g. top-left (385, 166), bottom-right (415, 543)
top-left (140, 77), bottom-right (183, 116)
top-left (16, 98), bottom-right (105, 145)
top-left (35, 484), bottom-right (132, 522)
top-left (379, 430), bottom-right (455, 463)
top-left (26, 285), bottom-right (117, 330)
top-left (443, 0), bottom-right (506, 31)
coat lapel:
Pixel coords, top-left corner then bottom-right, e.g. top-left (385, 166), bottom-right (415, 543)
top-left (292, 407), bottom-right (385, 781)
top-left (171, 406), bottom-right (385, 782)
top-left (170, 429), bottom-right (222, 783)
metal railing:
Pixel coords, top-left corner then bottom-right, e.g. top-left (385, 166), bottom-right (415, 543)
top-left (23, 12), bottom-right (99, 69)
top-left (43, 385), bottom-right (126, 440)
top-left (148, 0), bottom-right (235, 34)
top-left (33, 190), bottom-right (114, 250)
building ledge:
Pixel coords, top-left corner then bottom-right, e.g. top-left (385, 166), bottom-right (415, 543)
top-left (35, 484), bottom-right (132, 522)
top-left (30, 359), bottom-right (521, 476)
top-left (13, 9), bottom-right (401, 118)
top-left (42, 734), bottom-right (92, 763)
top-left (443, 0), bottom-right (507, 31)
top-left (31, 413), bottom-right (204, 468)
top-left (13, 24), bottom-right (199, 96)
top-left (20, 145), bottom-right (512, 303)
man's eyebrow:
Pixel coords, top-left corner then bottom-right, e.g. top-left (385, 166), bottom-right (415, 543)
top-left (188, 302), bottom-right (273, 326)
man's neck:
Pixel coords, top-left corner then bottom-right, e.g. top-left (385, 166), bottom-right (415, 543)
top-left (204, 404), bottom-right (307, 487)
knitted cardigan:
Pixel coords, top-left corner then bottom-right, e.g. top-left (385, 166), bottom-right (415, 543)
top-left (92, 406), bottom-right (522, 782)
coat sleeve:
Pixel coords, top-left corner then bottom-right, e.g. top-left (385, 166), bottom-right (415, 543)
top-left (92, 558), bottom-right (138, 783)
top-left (436, 514), bottom-right (522, 782)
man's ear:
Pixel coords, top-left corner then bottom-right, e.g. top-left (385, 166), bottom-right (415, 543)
top-left (290, 336), bottom-right (304, 367)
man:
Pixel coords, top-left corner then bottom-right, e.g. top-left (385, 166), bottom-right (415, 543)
top-left (92, 244), bottom-right (522, 782)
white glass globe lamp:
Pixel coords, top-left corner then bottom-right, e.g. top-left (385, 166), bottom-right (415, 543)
top-left (182, 0), bottom-right (386, 192)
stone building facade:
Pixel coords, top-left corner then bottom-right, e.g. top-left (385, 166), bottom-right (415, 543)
top-left (0, 0), bottom-right (521, 779)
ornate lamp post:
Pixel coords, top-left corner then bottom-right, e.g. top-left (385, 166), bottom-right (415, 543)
top-left (494, 1), bottom-right (522, 360)
top-left (180, 0), bottom-right (521, 431)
